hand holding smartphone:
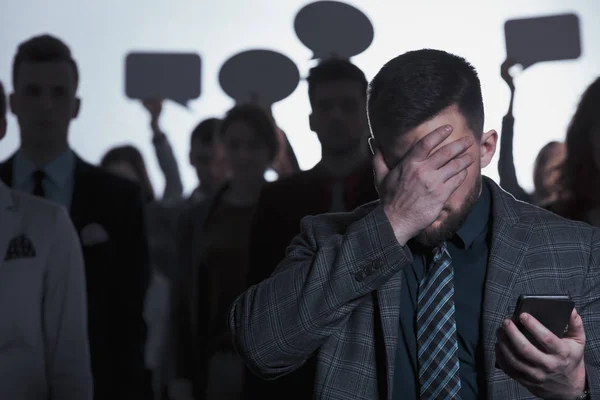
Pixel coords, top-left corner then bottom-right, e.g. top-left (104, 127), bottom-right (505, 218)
top-left (511, 294), bottom-right (575, 350)
top-left (495, 294), bottom-right (575, 369)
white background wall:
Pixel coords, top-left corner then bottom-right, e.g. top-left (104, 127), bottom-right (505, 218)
top-left (1, 0), bottom-right (599, 196)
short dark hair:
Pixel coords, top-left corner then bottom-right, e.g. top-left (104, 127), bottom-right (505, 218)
top-left (219, 103), bottom-right (278, 162)
top-left (191, 118), bottom-right (221, 146)
top-left (307, 58), bottom-right (367, 106)
top-left (367, 49), bottom-right (484, 142)
top-left (13, 34), bottom-right (79, 88)
top-left (0, 81), bottom-right (6, 120)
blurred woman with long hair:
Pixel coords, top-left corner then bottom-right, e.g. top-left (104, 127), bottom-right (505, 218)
top-left (552, 77), bottom-right (600, 224)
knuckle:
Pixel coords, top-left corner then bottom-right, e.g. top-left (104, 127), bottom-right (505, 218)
top-left (414, 165), bottom-right (427, 181)
top-left (440, 146), bottom-right (453, 159)
top-left (416, 139), bottom-right (429, 154)
top-left (451, 158), bottom-right (462, 170)
top-left (424, 179), bottom-right (434, 192)
top-left (520, 343), bottom-right (530, 357)
top-left (541, 334), bottom-right (553, 345)
top-left (541, 360), bottom-right (555, 374)
top-left (534, 371), bottom-right (546, 383)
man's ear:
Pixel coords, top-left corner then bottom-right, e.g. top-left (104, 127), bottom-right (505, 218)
top-left (480, 129), bottom-right (498, 169)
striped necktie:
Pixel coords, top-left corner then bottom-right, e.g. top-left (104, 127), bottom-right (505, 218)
top-left (416, 243), bottom-right (462, 400)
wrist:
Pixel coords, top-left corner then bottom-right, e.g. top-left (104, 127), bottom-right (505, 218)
top-left (383, 207), bottom-right (412, 246)
top-left (570, 361), bottom-right (587, 399)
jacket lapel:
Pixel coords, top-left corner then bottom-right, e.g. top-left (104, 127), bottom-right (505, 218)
top-left (69, 156), bottom-right (93, 233)
top-left (376, 271), bottom-right (404, 400)
top-left (0, 182), bottom-right (21, 270)
top-left (0, 156), bottom-right (15, 187)
top-left (481, 180), bottom-right (534, 398)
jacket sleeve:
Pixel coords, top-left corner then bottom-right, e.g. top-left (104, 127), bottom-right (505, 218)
top-left (228, 205), bottom-right (412, 379)
top-left (581, 228), bottom-right (600, 399)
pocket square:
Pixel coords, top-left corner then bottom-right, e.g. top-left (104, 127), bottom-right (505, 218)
top-left (4, 234), bottom-right (36, 261)
top-left (80, 223), bottom-right (110, 247)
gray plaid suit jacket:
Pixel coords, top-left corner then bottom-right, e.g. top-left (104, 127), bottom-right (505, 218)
top-left (229, 177), bottom-right (600, 399)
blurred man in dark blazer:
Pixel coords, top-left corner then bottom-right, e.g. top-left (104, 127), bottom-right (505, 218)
top-left (248, 59), bottom-right (376, 286)
top-left (245, 59), bottom-right (378, 399)
top-left (0, 34), bottom-right (150, 400)
top-left (0, 80), bottom-right (92, 400)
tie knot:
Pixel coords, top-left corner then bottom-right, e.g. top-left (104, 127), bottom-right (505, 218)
top-left (432, 243), bottom-right (449, 263)
top-left (33, 169), bottom-right (45, 183)
top-left (32, 170), bottom-right (46, 198)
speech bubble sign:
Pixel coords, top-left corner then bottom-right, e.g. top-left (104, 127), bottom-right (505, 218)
top-left (125, 52), bottom-right (201, 107)
top-left (294, 0), bottom-right (374, 60)
top-left (219, 49), bottom-right (300, 106)
top-left (504, 13), bottom-right (581, 70)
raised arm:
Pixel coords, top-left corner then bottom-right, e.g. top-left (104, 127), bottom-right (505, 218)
top-left (143, 99), bottom-right (184, 201)
top-left (497, 59), bottom-right (532, 203)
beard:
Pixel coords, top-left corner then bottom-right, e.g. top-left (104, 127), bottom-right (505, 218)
top-left (415, 176), bottom-right (482, 247)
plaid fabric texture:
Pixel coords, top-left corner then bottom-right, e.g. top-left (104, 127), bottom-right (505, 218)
top-left (229, 178), bottom-right (600, 400)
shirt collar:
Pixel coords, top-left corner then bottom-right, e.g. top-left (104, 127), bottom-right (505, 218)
top-left (453, 179), bottom-right (491, 249)
top-left (14, 148), bottom-right (75, 188)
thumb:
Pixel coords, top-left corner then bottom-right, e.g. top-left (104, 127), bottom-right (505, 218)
top-left (372, 149), bottom-right (389, 188)
top-left (567, 308), bottom-right (586, 344)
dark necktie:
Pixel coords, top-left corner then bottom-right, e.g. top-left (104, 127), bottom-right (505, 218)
top-left (32, 170), bottom-right (46, 198)
top-left (416, 243), bottom-right (462, 399)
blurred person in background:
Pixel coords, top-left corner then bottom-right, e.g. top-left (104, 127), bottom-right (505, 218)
top-left (142, 99), bottom-right (229, 203)
top-left (100, 144), bottom-right (179, 399)
top-left (0, 34), bottom-right (150, 400)
top-left (497, 58), bottom-right (566, 207)
top-left (170, 103), bottom-right (279, 400)
top-left (244, 57), bottom-right (378, 400)
top-left (552, 77), bottom-right (600, 224)
top-left (0, 80), bottom-right (92, 400)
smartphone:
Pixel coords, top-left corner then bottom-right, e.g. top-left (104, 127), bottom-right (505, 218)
top-left (512, 294), bottom-right (575, 350)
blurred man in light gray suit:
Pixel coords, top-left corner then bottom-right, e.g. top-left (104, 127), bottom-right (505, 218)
top-left (0, 81), bottom-right (92, 399)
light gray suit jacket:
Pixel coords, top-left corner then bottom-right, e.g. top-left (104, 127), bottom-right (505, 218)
top-left (0, 181), bottom-right (92, 399)
top-left (229, 178), bottom-right (600, 399)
